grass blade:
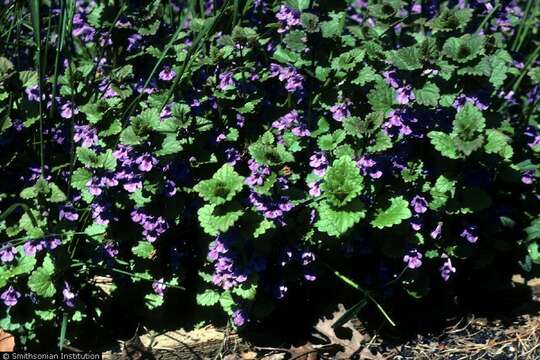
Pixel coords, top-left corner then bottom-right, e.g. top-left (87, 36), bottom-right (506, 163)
top-left (28, 0), bottom-right (45, 174)
top-left (59, 313), bottom-right (68, 350)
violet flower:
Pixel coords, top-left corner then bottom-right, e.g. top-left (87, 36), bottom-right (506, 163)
top-left (403, 249), bottom-right (423, 269)
top-left (0, 247), bottom-right (17, 263)
top-left (62, 282), bottom-right (76, 308)
top-left (152, 278), bottom-right (167, 296)
top-left (159, 66), bottom-right (176, 81)
top-left (440, 256), bottom-right (456, 281)
top-left (1, 286), bottom-right (21, 307)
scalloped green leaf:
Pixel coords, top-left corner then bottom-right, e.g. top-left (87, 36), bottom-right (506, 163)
top-left (28, 255), bottom-right (55, 298)
top-left (371, 196), bottom-right (412, 229)
top-left (321, 156), bottom-right (364, 207)
top-left (316, 201), bottom-right (366, 237)
top-left (198, 204), bottom-right (243, 236)
top-left (194, 164), bottom-right (244, 205)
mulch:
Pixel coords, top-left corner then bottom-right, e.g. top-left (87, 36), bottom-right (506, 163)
top-left (100, 277), bottom-right (540, 360)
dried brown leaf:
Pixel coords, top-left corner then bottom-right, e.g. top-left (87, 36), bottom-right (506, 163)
top-left (0, 329), bottom-right (15, 352)
top-left (314, 304), bottom-right (371, 359)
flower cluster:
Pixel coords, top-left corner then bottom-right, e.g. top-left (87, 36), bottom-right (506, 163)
top-left (0, 0), bottom-right (539, 346)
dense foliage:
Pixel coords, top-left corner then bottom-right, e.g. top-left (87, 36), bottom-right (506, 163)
top-left (0, 0), bottom-right (539, 348)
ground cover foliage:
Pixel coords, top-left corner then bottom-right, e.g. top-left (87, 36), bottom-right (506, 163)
top-left (0, 0), bottom-right (539, 350)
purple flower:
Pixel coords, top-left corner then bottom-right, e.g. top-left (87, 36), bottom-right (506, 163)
top-left (440, 257), bottom-right (456, 281)
top-left (1, 286), bottom-right (21, 307)
top-left (152, 278), bottom-right (167, 296)
top-left (383, 110), bottom-right (412, 137)
top-left (62, 282), bottom-right (76, 308)
top-left (73, 24), bottom-right (96, 43)
top-left (396, 85), bottom-right (415, 105)
top-left (410, 196), bottom-right (428, 214)
top-left (59, 204), bottom-right (79, 221)
top-left (269, 64), bottom-right (303, 92)
top-left (135, 153), bottom-right (158, 172)
top-left (330, 102), bottom-right (351, 122)
top-left (245, 160), bottom-right (270, 187)
top-left (225, 148), bottom-right (241, 165)
top-left (104, 242), bottom-right (119, 257)
top-left (60, 102), bottom-right (79, 119)
top-left (46, 238), bottom-right (61, 250)
top-left (159, 66), bottom-right (176, 81)
top-left (430, 222), bottom-right (443, 240)
top-left (357, 156), bottom-right (383, 179)
top-left (403, 249), bottom-right (423, 269)
top-left (272, 110), bottom-right (299, 131)
top-left (23, 241), bottom-right (43, 256)
top-left (522, 170), bottom-right (535, 185)
top-left (127, 33), bottom-right (143, 52)
top-left (160, 104), bottom-right (173, 119)
top-left (218, 71), bottom-right (235, 90)
top-left (86, 177), bottom-right (103, 196)
top-left (0, 247), bottom-right (17, 263)
top-left (308, 181), bottom-right (321, 197)
top-left (232, 309), bottom-right (247, 327)
top-left (309, 152), bottom-right (328, 177)
top-left (460, 225), bottom-right (478, 243)
top-left (410, 214), bottom-right (422, 231)
top-left (25, 85), bottom-right (40, 102)
top-left (276, 5), bottom-right (300, 33)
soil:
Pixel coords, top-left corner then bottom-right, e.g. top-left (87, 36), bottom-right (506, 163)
top-left (98, 276), bottom-right (540, 360)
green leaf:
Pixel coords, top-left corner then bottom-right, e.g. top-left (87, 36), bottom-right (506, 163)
top-left (71, 168), bottom-right (92, 190)
top-left (367, 81), bottom-right (395, 113)
top-left (320, 12), bottom-right (346, 38)
top-left (35, 310), bottom-right (55, 321)
top-left (352, 65), bottom-right (379, 86)
top-left (430, 7), bottom-right (473, 32)
top-left (198, 204), bottom-right (243, 236)
top-left (249, 132), bottom-right (294, 166)
top-left (367, 131), bottom-right (393, 153)
top-left (194, 164), bottom-right (244, 205)
top-left (415, 82), bottom-right (440, 107)
top-left (80, 102), bottom-right (103, 124)
top-left (428, 132), bottom-right (459, 159)
top-left (452, 103), bottom-right (486, 138)
top-left (144, 293), bottom-right (164, 309)
top-left (28, 255), bottom-right (56, 298)
top-left (48, 183), bottom-right (67, 203)
top-left (387, 46), bottom-right (422, 71)
top-left (132, 241), bottom-right (154, 259)
top-left (321, 156), bottom-right (364, 207)
top-left (219, 291), bottom-right (235, 314)
top-left (317, 130), bottom-right (346, 151)
top-left (232, 283), bottom-right (257, 300)
top-left (77, 147), bottom-right (99, 167)
top-left (484, 129), bottom-right (513, 159)
top-left (371, 196), bottom-right (411, 229)
top-left (284, 30), bottom-right (306, 52)
top-left (254, 218), bottom-right (275, 238)
top-left (316, 201), bottom-right (366, 236)
top-left (196, 289), bottom-right (221, 306)
top-left (443, 35), bottom-right (485, 63)
top-left (120, 126), bottom-right (142, 145)
top-left (528, 243), bottom-right (540, 264)
top-left (429, 175), bottom-right (456, 210)
top-left (11, 256), bottom-right (37, 276)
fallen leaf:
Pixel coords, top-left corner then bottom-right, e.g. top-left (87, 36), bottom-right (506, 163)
top-left (288, 343), bottom-right (318, 360)
top-left (0, 329), bottom-right (15, 352)
top-left (313, 304), bottom-right (370, 359)
top-left (241, 351), bottom-right (258, 360)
